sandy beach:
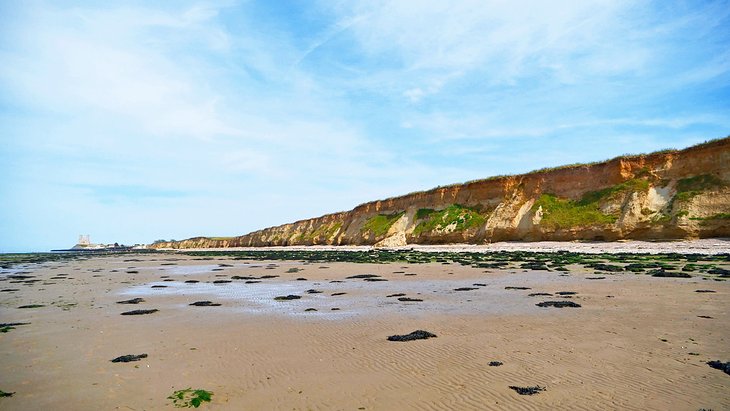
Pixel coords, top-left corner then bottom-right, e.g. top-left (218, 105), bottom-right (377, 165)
top-left (1, 251), bottom-right (729, 410)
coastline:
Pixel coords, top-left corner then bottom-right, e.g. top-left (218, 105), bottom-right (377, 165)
top-left (154, 237), bottom-right (730, 255)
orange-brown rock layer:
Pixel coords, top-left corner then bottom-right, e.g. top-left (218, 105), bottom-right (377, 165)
top-left (152, 137), bottom-right (730, 249)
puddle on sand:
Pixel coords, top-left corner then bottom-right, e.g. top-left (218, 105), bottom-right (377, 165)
top-left (118, 271), bottom-right (586, 319)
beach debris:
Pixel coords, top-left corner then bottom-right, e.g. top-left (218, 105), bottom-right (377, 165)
top-left (17, 304), bottom-right (44, 309)
top-left (555, 291), bottom-right (577, 295)
top-left (274, 295), bottom-right (301, 301)
top-left (184, 280), bottom-right (200, 283)
top-left (346, 274), bottom-right (381, 279)
top-left (331, 292), bottom-right (347, 296)
top-left (189, 301), bottom-right (221, 307)
top-left (488, 361), bottom-right (503, 367)
top-left (126, 271), bottom-right (139, 274)
top-left (695, 289), bottom-right (716, 293)
top-left (698, 315), bottom-right (714, 319)
top-left (505, 286), bottom-right (531, 290)
top-left (212, 280), bottom-right (231, 284)
top-left (586, 276), bottom-right (606, 280)
top-left (305, 308), bottom-right (317, 312)
top-left (286, 268), bottom-right (303, 273)
top-left (168, 388), bottom-right (213, 408)
top-left (528, 293), bottom-right (552, 297)
top-left (231, 276), bottom-right (256, 280)
top-left (245, 280), bottom-right (261, 284)
top-left (386, 293), bottom-right (406, 298)
top-left (536, 301), bottom-right (581, 308)
top-left (296, 277), bottom-right (308, 281)
top-left (707, 360), bottom-right (730, 376)
top-left (121, 309), bottom-right (158, 315)
top-left (259, 275), bottom-right (279, 279)
top-left (473, 283), bottom-right (487, 286)
top-left (397, 297), bottom-right (423, 302)
top-left (0, 390), bottom-right (14, 397)
top-left (364, 278), bottom-right (388, 282)
top-left (111, 354), bottom-right (148, 363)
top-left (509, 385), bottom-right (545, 395)
top-left (387, 330), bottom-right (437, 342)
top-left (454, 287), bottom-right (478, 291)
top-left (1, 289), bottom-right (19, 292)
top-left (306, 289), bottom-right (323, 294)
top-left (151, 285), bottom-right (168, 288)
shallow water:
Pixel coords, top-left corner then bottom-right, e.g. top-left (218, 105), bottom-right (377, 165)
top-left (118, 270), bottom-right (592, 319)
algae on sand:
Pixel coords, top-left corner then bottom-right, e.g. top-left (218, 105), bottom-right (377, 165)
top-left (168, 388), bottom-right (213, 408)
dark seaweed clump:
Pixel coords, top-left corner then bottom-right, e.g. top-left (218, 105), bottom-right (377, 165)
top-left (111, 354), bottom-right (148, 363)
top-left (707, 360), bottom-right (730, 376)
top-left (117, 298), bottom-right (145, 304)
top-left (509, 385), bottom-right (545, 395)
top-left (387, 330), bottom-right (437, 342)
top-left (536, 301), bottom-right (581, 308)
top-left (346, 274), bottom-right (380, 279)
top-left (454, 287), bottom-right (478, 291)
top-left (274, 295), bottom-right (301, 301)
top-left (505, 286), bottom-right (531, 290)
top-left (121, 309), bottom-right (158, 315)
top-left (695, 289), bottom-right (716, 293)
top-left (189, 301), bottom-right (221, 307)
top-left (488, 361), bottom-right (503, 367)
top-left (650, 269), bottom-right (691, 278)
top-left (397, 297), bottom-right (423, 302)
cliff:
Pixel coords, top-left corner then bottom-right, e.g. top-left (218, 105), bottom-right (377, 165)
top-left (152, 137), bottom-right (730, 249)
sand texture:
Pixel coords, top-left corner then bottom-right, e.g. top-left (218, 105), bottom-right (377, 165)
top-left (1, 252), bottom-right (729, 410)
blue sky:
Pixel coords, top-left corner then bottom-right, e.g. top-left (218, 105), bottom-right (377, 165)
top-left (1, 0), bottom-right (729, 252)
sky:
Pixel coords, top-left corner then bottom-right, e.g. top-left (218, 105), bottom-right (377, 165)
top-left (1, 0), bottom-right (729, 252)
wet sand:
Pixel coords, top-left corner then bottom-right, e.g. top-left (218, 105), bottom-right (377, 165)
top-left (1, 253), bottom-right (729, 410)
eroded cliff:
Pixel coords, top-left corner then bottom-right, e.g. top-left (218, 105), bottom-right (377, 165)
top-left (153, 137), bottom-right (730, 249)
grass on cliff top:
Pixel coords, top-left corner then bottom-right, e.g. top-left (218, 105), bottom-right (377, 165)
top-left (413, 204), bottom-right (486, 236)
top-left (361, 212), bottom-right (404, 237)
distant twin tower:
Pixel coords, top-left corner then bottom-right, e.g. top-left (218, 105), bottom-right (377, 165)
top-left (78, 234), bottom-right (91, 246)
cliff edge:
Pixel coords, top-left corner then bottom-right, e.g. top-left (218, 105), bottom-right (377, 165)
top-left (152, 137), bottom-right (730, 249)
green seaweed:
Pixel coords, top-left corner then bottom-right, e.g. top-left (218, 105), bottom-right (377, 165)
top-left (168, 388), bottom-right (213, 408)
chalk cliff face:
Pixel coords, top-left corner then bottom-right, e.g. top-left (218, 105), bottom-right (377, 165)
top-left (152, 138), bottom-right (730, 249)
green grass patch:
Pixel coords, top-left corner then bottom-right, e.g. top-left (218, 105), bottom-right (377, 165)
top-left (361, 213), bottom-right (404, 237)
top-left (674, 174), bottom-right (726, 203)
top-left (296, 222), bottom-right (343, 243)
top-left (689, 213), bottom-right (730, 224)
top-left (533, 178), bottom-right (654, 229)
top-left (533, 194), bottom-right (617, 229)
top-left (415, 208), bottom-right (435, 220)
top-left (208, 237), bottom-right (235, 241)
top-left (577, 178), bottom-right (649, 206)
top-left (168, 388), bottom-right (213, 408)
top-left (413, 204), bottom-right (486, 236)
